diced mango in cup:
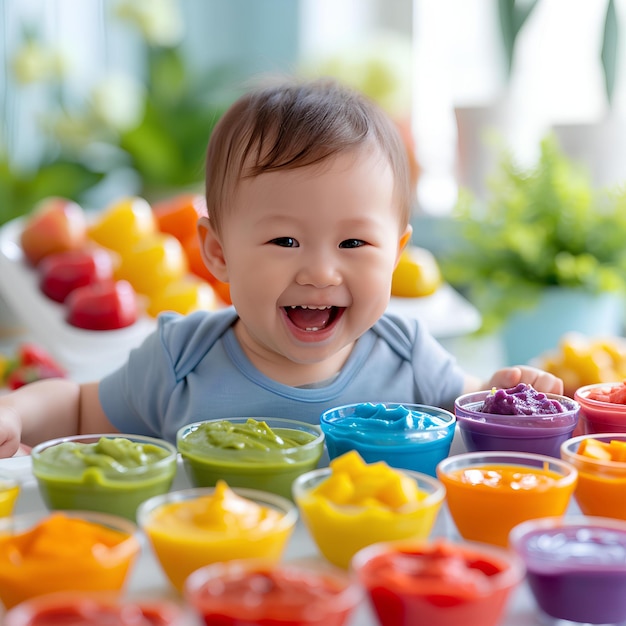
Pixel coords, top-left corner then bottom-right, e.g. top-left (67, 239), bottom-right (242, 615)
top-left (578, 438), bottom-right (626, 462)
top-left (296, 451), bottom-right (442, 568)
top-left (319, 451), bottom-right (421, 508)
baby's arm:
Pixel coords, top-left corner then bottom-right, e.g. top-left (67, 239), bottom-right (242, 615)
top-left (0, 379), bottom-right (115, 458)
top-left (463, 365), bottom-right (564, 396)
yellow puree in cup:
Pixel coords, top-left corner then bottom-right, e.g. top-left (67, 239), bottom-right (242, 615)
top-left (295, 451), bottom-right (442, 569)
top-left (142, 481), bottom-right (293, 591)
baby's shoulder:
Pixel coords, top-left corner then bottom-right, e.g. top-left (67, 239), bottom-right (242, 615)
top-left (371, 312), bottom-right (424, 357)
top-left (156, 307), bottom-right (238, 375)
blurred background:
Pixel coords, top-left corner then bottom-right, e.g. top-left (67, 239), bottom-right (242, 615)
top-left (2, 0), bottom-right (625, 220)
top-left (2, 0), bottom-right (626, 387)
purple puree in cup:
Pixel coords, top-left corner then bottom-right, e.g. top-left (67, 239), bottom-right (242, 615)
top-left (481, 383), bottom-right (565, 415)
top-left (454, 385), bottom-right (578, 457)
top-left (517, 523), bottom-right (626, 624)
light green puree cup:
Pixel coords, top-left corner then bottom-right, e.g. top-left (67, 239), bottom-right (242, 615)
top-left (176, 417), bottom-right (325, 500)
top-left (31, 434), bottom-right (178, 520)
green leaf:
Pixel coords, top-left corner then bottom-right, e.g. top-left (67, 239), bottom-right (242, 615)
top-left (498, 0), bottom-right (540, 77)
top-left (601, 0), bottom-right (619, 106)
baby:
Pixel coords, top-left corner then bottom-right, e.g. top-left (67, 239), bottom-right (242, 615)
top-left (0, 77), bottom-right (562, 456)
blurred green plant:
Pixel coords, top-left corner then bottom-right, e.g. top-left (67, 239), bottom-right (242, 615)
top-left (0, 2), bottom-right (237, 226)
top-left (441, 135), bottom-right (626, 333)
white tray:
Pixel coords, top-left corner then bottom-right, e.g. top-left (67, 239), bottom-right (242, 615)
top-left (388, 283), bottom-right (482, 338)
top-left (0, 217), bottom-right (158, 379)
top-left (0, 454), bottom-right (556, 625)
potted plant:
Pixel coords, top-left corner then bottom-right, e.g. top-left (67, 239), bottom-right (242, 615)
top-left (440, 134), bottom-right (626, 365)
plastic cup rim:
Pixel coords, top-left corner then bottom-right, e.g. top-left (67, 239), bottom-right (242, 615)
top-left (184, 557), bottom-right (363, 614)
top-left (561, 432), bottom-right (626, 469)
top-left (575, 382), bottom-right (626, 407)
top-left (510, 514), bottom-right (626, 570)
top-left (0, 508), bottom-right (139, 536)
top-left (351, 536), bottom-right (525, 592)
top-left (292, 466), bottom-right (446, 509)
top-left (436, 450), bottom-right (578, 486)
top-left (176, 417), bottom-right (325, 455)
top-left (31, 432), bottom-right (178, 478)
top-left (454, 389), bottom-right (580, 417)
top-left (320, 402), bottom-right (456, 432)
top-left (136, 485), bottom-right (298, 532)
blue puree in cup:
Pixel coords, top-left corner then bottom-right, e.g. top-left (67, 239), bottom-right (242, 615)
top-left (320, 402), bottom-right (456, 477)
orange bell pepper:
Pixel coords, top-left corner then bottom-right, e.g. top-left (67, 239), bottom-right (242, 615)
top-left (153, 193), bottom-right (206, 244)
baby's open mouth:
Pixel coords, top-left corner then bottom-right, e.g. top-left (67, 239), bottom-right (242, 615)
top-left (284, 305), bottom-right (342, 331)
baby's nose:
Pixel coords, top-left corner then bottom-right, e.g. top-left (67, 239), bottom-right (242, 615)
top-left (295, 254), bottom-right (341, 288)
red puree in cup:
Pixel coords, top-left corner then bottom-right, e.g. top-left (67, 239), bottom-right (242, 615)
top-left (3, 594), bottom-right (186, 626)
top-left (185, 560), bottom-right (361, 626)
top-left (575, 381), bottom-right (626, 434)
top-left (352, 538), bottom-right (523, 626)
top-left (586, 381), bottom-right (626, 403)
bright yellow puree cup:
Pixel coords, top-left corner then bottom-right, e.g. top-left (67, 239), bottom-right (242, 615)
top-left (137, 481), bottom-right (298, 592)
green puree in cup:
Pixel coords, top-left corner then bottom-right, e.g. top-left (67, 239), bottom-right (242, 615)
top-left (32, 435), bottom-right (177, 520)
top-left (177, 418), bottom-right (324, 499)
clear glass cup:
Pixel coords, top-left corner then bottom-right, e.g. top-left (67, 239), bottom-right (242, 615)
top-left (177, 417), bottom-right (324, 499)
top-left (437, 450), bottom-right (578, 546)
top-left (293, 465), bottom-right (445, 568)
top-left (31, 433), bottom-right (178, 520)
top-left (137, 485), bottom-right (298, 592)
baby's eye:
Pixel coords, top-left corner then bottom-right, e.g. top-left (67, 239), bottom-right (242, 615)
top-left (269, 237), bottom-right (299, 248)
top-left (339, 239), bottom-right (366, 249)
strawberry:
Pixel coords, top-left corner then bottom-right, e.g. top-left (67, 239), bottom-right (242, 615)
top-left (6, 364), bottom-right (66, 390)
top-left (16, 343), bottom-right (66, 377)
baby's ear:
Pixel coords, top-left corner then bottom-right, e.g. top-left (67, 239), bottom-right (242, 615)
top-left (395, 224), bottom-right (413, 264)
top-left (197, 217), bottom-right (229, 282)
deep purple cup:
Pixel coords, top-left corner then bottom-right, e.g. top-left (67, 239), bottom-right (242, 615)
top-left (510, 516), bottom-right (626, 625)
top-left (454, 390), bottom-right (579, 457)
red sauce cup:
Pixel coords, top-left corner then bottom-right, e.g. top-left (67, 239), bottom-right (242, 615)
top-left (575, 382), bottom-right (626, 434)
top-left (3, 592), bottom-right (190, 626)
top-left (184, 558), bottom-right (362, 626)
top-left (352, 538), bottom-right (524, 626)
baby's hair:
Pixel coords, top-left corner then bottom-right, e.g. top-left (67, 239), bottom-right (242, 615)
top-left (205, 77), bottom-right (411, 236)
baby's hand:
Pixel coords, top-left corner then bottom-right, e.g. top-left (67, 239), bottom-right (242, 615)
top-left (0, 408), bottom-right (22, 459)
top-left (487, 366), bottom-right (564, 395)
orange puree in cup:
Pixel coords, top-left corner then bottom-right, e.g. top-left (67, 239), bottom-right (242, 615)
top-left (439, 463), bottom-right (576, 546)
top-left (0, 512), bottom-right (140, 609)
top-left (560, 435), bottom-right (626, 519)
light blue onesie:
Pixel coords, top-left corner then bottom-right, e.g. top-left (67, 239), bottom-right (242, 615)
top-left (99, 308), bottom-right (465, 444)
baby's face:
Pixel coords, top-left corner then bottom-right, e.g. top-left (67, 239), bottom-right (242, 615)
top-left (216, 147), bottom-right (410, 381)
